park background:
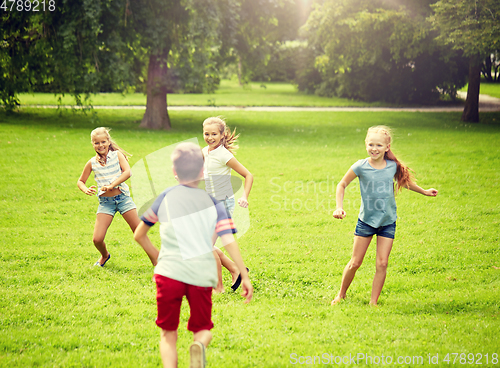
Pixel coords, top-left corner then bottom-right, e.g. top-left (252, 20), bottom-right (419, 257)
top-left (1, 0), bottom-right (500, 367)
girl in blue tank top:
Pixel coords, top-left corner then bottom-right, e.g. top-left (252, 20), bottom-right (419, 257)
top-left (77, 128), bottom-right (148, 267)
top-left (331, 126), bottom-right (438, 306)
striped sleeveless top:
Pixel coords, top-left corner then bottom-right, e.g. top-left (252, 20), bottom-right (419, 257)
top-left (91, 150), bottom-right (130, 197)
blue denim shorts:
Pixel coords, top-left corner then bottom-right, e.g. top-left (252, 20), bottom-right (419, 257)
top-left (354, 219), bottom-right (396, 239)
top-left (97, 193), bottom-right (137, 216)
top-left (221, 197), bottom-right (235, 217)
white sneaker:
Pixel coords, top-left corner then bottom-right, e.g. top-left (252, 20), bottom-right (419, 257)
top-left (189, 341), bottom-right (206, 368)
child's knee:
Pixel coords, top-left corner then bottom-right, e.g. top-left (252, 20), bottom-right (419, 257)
top-left (376, 260), bottom-right (389, 270)
top-left (348, 259), bottom-right (363, 270)
top-left (92, 235), bottom-right (105, 245)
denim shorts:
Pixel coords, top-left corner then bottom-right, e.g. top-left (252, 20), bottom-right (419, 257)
top-left (354, 219), bottom-right (396, 239)
top-left (97, 193), bottom-right (137, 216)
top-left (221, 197), bottom-right (235, 217)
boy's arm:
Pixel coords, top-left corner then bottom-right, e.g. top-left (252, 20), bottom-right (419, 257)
top-left (220, 234), bottom-right (253, 303)
top-left (407, 182), bottom-right (438, 196)
top-left (134, 221), bottom-right (159, 266)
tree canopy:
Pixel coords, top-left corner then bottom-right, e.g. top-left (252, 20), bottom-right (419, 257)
top-left (430, 0), bottom-right (500, 122)
top-left (298, 0), bottom-right (468, 104)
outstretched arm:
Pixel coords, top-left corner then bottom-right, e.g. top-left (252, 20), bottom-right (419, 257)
top-left (134, 221), bottom-right (159, 266)
top-left (226, 157), bottom-right (253, 208)
top-left (333, 168), bottom-right (357, 219)
top-left (408, 182), bottom-right (438, 196)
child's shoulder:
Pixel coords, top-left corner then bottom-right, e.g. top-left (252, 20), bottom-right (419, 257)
top-left (386, 159), bottom-right (397, 168)
top-left (351, 158), bottom-right (369, 168)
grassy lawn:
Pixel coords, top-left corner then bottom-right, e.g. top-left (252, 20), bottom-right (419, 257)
top-left (1, 108), bottom-right (499, 367)
top-left (18, 79), bottom-right (390, 108)
top-left (460, 80), bottom-right (500, 99)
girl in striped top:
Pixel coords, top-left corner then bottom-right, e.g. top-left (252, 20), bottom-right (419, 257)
top-left (78, 127), bottom-right (146, 267)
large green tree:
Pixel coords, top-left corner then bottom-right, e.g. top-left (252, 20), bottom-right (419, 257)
top-left (1, 0), bottom-right (142, 110)
top-left (299, 0), bottom-right (468, 104)
top-left (1, 0), bottom-right (237, 129)
top-left (430, 0), bottom-right (500, 122)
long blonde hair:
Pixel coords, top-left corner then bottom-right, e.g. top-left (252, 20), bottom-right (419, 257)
top-left (366, 125), bottom-right (414, 193)
top-left (90, 127), bottom-right (131, 161)
top-left (202, 116), bottom-right (239, 154)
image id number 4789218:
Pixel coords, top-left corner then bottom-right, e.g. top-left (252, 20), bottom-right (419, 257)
top-left (1, 0), bottom-right (56, 11)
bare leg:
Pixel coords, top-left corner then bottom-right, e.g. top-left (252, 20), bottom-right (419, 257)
top-left (93, 213), bottom-right (114, 265)
top-left (211, 231), bottom-right (239, 290)
top-left (191, 330), bottom-right (212, 368)
top-left (160, 329), bottom-right (178, 368)
top-left (213, 249), bottom-right (224, 293)
top-left (214, 247), bottom-right (239, 283)
top-left (193, 329), bottom-right (212, 349)
top-left (331, 236), bottom-right (373, 305)
top-left (370, 236), bottom-right (394, 306)
top-left (122, 208), bottom-right (141, 233)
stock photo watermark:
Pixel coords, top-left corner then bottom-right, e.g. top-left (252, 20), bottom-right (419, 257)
top-left (269, 176), bottom-right (360, 212)
top-left (269, 175), bottom-right (397, 212)
top-left (289, 352), bottom-right (499, 366)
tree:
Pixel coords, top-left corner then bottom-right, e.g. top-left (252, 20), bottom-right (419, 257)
top-left (430, 0), bottom-right (500, 122)
top-left (1, 0), bottom-right (140, 110)
top-left (1, 0), bottom-right (236, 129)
top-left (299, 0), bottom-right (468, 104)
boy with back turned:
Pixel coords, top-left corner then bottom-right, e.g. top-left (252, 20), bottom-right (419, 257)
top-left (134, 142), bottom-right (252, 368)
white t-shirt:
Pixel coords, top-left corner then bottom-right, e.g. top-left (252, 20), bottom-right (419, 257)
top-left (141, 185), bottom-right (237, 288)
top-left (202, 145), bottom-right (234, 200)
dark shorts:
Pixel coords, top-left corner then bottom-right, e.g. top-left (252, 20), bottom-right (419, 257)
top-left (155, 274), bottom-right (213, 333)
top-left (354, 219), bottom-right (396, 239)
top-left (97, 193), bottom-right (136, 216)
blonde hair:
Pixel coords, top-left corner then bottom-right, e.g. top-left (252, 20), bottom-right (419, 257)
top-left (366, 125), bottom-right (414, 193)
top-left (90, 127), bottom-right (131, 161)
top-left (171, 142), bottom-right (204, 181)
top-left (202, 116), bottom-right (239, 154)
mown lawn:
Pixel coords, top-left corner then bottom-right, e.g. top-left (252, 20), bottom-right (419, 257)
top-left (18, 79), bottom-right (394, 108)
top-left (1, 108), bottom-right (499, 367)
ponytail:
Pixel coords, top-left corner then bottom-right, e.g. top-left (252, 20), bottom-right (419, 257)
top-left (222, 126), bottom-right (239, 154)
top-left (385, 149), bottom-right (414, 193)
top-left (366, 125), bottom-right (415, 193)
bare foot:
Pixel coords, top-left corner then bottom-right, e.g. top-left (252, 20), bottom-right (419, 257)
top-left (369, 301), bottom-right (378, 307)
top-left (331, 295), bottom-right (345, 305)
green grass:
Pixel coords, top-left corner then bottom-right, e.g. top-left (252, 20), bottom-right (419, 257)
top-left (460, 80), bottom-right (500, 99)
top-left (1, 108), bottom-right (499, 367)
top-left (18, 79), bottom-right (389, 108)
top-left (478, 81), bottom-right (500, 99)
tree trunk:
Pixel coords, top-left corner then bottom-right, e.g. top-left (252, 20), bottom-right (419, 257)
top-left (482, 55), bottom-right (492, 81)
top-left (140, 50), bottom-right (171, 130)
top-left (461, 54), bottom-right (481, 123)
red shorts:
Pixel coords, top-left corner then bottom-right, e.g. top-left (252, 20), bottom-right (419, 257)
top-left (154, 274), bottom-right (213, 333)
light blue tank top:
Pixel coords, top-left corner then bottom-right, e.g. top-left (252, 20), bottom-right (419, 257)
top-left (351, 159), bottom-right (397, 228)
